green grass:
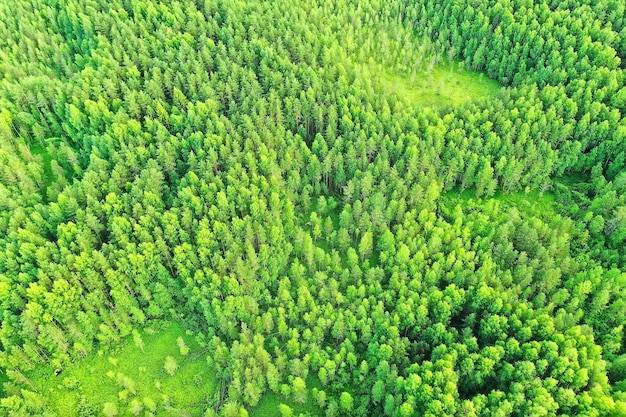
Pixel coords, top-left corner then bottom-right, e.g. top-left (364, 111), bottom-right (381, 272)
top-left (492, 188), bottom-right (556, 218)
top-left (355, 59), bottom-right (502, 109)
top-left (446, 172), bottom-right (591, 220)
top-left (29, 321), bottom-right (215, 417)
top-left (445, 186), bottom-right (557, 220)
top-left (250, 376), bottom-right (323, 417)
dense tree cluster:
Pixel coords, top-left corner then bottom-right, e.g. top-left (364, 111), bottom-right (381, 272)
top-left (0, 0), bottom-right (625, 416)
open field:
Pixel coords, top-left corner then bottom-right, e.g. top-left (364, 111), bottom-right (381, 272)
top-left (28, 322), bottom-right (215, 417)
top-left (354, 60), bottom-right (502, 108)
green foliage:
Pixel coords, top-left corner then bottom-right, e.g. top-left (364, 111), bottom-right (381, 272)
top-left (0, 0), bottom-right (625, 416)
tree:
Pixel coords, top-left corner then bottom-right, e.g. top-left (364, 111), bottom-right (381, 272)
top-left (244, 381), bottom-right (262, 406)
top-left (317, 195), bottom-right (328, 215)
top-left (609, 355), bottom-right (626, 383)
top-left (129, 399), bottom-right (143, 416)
top-left (102, 402), bottom-right (118, 417)
top-left (398, 402), bottom-right (413, 417)
top-left (319, 367), bottom-right (329, 385)
top-left (310, 212), bottom-right (322, 243)
top-left (278, 404), bottom-right (293, 417)
top-left (314, 389), bottom-right (327, 408)
top-left (475, 159), bottom-right (496, 198)
top-left (177, 337), bottom-right (189, 356)
top-left (164, 356), bottom-right (178, 376)
top-left (292, 377), bottom-right (307, 404)
top-left (372, 380), bottom-right (385, 404)
top-left (339, 392), bottom-right (353, 412)
top-left (384, 394), bottom-right (395, 416)
top-left (132, 330), bottom-right (144, 352)
top-left (359, 231), bottom-right (373, 261)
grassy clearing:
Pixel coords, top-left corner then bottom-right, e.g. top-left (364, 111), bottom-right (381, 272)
top-left (250, 376), bottom-right (323, 417)
top-left (447, 186), bottom-right (556, 215)
top-left (29, 321), bottom-right (214, 417)
top-left (354, 59), bottom-right (502, 109)
top-left (492, 188), bottom-right (557, 218)
top-left (446, 172), bottom-right (591, 220)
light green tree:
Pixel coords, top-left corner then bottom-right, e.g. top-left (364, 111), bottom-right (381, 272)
top-left (292, 377), bottom-right (307, 404)
top-left (102, 402), bottom-right (119, 417)
top-left (164, 356), bottom-right (178, 376)
top-left (339, 392), bottom-right (353, 412)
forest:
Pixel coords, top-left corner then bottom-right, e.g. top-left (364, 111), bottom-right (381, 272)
top-left (0, 0), bottom-right (625, 415)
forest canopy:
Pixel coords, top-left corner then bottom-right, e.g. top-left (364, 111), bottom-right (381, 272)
top-left (0, 0), bottom-right (626, 416)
